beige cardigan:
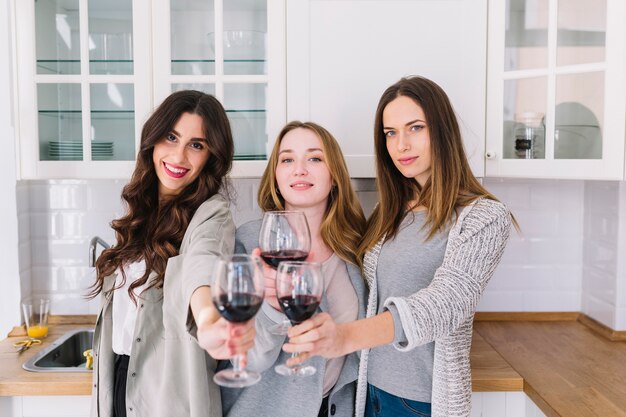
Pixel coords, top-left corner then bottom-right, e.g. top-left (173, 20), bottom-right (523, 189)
top-left (91, 195), bottom-right (235, 417)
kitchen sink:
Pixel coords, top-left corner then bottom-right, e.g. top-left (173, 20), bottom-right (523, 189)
top-left (23, 328), bottom-right (94, 372)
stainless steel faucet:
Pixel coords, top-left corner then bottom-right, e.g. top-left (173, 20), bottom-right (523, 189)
top-left (88, 236), bottom-right (111, 267)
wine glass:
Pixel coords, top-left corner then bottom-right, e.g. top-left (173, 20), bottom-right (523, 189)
top-left (274, 261), bottom-right (323, 377)
top-left (212, 254), bottom-right (265, 388)
top-left (259, 211), bottom-right (311, 334)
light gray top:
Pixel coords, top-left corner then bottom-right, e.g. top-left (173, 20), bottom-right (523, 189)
top-left (91, 195), bottom-right (235, 417)
top-left (367, 210), bottom-right (449, 402)
top-left (322, 253), bottom-right (359, 395)
top-left (355, 198), bottom-right (512, 417)
top-left (221, 219), bottom-right (367, 417)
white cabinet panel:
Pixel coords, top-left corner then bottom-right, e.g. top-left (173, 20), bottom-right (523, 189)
top-left (471, 392), bottom-right (547, 417)
top-left (22, 396), bottom-right (90, 417)
top-left (0, 396), bottom-right (90, 417)
top-left (287, 0), bottom-right (487, 177)
top-left (485, 0), bottom-right (626, 179)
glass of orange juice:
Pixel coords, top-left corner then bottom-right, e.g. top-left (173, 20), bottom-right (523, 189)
top-left (22, 299), bottom-right (50, 338)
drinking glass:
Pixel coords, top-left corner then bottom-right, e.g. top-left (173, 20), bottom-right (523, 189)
top-left (212, 254), bottom-right (265, 388)
top-left (274, 261), bottom-right (323, 377)
top-left (22, 298), bottom-right (50, 339)
top-left (259, 211), bottom-right (311, 335)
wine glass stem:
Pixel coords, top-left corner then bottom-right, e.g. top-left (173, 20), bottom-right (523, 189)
top-left (232, 354), bottom-right (245, 374)
top-left (289, 352), bottom-right (300, 370)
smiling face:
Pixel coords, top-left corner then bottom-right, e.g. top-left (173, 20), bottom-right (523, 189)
top-left (274, 127), bottom-right (334, 212)
top-left (383, 95), bottom-right (432, 187)
top-left (152, 112), bottom-right (210, 199)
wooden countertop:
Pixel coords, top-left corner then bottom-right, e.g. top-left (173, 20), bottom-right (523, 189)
top-left (475, 320), bottom-right (626, 417)
top-left (0, 324), bottom-right (521, 396)
top-left (4, 316), bottom-right (624, 416)
top-left (0, 324), bottom-right (93, 396)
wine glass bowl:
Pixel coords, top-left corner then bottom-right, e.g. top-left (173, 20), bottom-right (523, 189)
top-left (212, 254), bottom-right (265, 388)
top-left (259, 211), bottom-right (311, 268)
top-left (274, 261), bottom-right (323, 377)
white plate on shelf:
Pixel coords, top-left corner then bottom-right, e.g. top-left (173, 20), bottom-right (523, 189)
top-left (554, 102), bottom-right (602, 159)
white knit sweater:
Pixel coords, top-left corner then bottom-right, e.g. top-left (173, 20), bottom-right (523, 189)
top-left (355, 198), bottom-right (512, 417)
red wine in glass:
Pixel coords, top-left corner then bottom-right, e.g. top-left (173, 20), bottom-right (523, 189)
top-left (212, 254), bottom-right (265, 388)
top-left (215, 293), bottom-right (263, 323)
top-left (260, 249), bottom-right (309, 269)
top-left (278, 294), bottom-right (320, 324)
top-left (274, 261), bottom-right (323, 377)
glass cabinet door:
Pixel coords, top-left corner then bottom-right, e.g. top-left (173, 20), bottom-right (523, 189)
top-left (16, 0), bottom-right (150, 178)
top-left (156, 0), bottom-right (282, 164)
top-left (486, 0), bottom-right (625, 179)
top-left (15, 0), bottom-right (283, 178)
top-left (34, 0), bottom-right (135, 162)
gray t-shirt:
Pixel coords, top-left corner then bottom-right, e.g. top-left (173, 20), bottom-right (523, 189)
top-left (367, 210), bottom-right (449, 402)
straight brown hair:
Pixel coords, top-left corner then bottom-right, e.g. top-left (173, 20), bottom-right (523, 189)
top-left (259, 121), bottom-right (366, 267)
top-left (357, 76), bottom-right (514, 261)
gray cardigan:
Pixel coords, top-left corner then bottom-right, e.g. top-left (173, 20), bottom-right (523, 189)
top-left (91, 195), bottom-right (235, 417)
top-left (356, 198), bottom-right (512, 417)
top-left (221, 219), bottom-right (367, 417)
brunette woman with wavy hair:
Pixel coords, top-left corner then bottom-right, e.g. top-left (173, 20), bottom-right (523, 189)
top-left (89, 90), bottom-right (254, 417)
top-left (284, 77), bottom-right (514, 417)
top-left (220, 121), bottom-right (367, 417)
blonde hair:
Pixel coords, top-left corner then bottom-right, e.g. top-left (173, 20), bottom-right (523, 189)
top-left (259, 121), bottom-right (366, 267)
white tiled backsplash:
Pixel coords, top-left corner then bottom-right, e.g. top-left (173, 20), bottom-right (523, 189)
top-left (15, 177), bottom-right (626, 330)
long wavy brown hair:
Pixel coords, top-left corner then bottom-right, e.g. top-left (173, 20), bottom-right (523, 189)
top-left (258, 121), bottom-right (366, 267)
top-left (89, 90), bottom-right (234, 301)
top-left (357, 76), bottom-right (516, 262)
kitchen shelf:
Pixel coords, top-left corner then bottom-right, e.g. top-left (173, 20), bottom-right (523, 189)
top-left (36, 60), bottom-right (134, 74)
top-left (505, 29), bottom-right (605, 48)
top-left (38, 110), bottom-right (134, 120)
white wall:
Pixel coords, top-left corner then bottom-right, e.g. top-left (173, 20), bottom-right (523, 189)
top-left (582, 180), bottom-right (626, 330)
top-left (0, 0), bottom-right (22, 337)
top-left (12, 175), bottom-right (626, 330)
top-left (13, 177), bottom-right (591, 318)
top-left (481, 178), bottom-right (584, 312)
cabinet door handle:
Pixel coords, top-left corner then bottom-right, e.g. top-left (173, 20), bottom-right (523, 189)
top-left (485, 151), bottom-right (497, 160)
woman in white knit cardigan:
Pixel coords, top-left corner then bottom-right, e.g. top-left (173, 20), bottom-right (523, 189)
top-left (283, 76), bottom-right (514, 417)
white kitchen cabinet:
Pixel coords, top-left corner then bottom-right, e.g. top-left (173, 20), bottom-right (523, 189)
top-left (14, 0), bottom-right (152, 179)
top-left (471, 392), bottom-right (548, 417)
top-left (12, 0), bottom-right (285, 179)
top-left (151, 0), bottom-right (286, 178)
top-left (286, 0), bottom-right (488, 177)
top-left (485, 0), bottom-right (626, 180)
top-left (0, 396), bottom-right (90, 417)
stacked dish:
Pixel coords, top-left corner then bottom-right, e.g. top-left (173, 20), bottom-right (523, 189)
top-left (48, 141), bottom-right (83, 160)
top-left (48, 141), bottom-right (114, 160)
top-left (92, 141), bottom-right (114, 160)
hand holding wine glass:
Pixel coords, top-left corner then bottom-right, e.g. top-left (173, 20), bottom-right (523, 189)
top-left (274, 261), bottom-right (323, 377)
top-left (212, 254), bottom-right (265, 388)
top-left (196, 314), bottom-right (256, 361)
top-left (259, 211), bottom-right (311, 334)
top-left (250, 248), bottom-right (280, 311)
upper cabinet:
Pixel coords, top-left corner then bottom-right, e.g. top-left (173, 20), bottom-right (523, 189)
top-left (14, 1), bottom-right (624, 180)
top-left (14, 0), bottom-right (285, 179)
top-left (15, 0), bottom-right (152, 179)
top-left (486, 0), bottom-right (626, 179)
top-left (285, 0), bottom-right (488, 178)
top-left (152, 0), bottom-right (285, 178)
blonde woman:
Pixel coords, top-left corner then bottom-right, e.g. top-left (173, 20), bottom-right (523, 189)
top-left (220, 121), bottom-right (367, 417)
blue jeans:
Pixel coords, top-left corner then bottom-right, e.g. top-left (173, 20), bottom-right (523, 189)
top-left (365, 384), bottom-right (431, 417)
